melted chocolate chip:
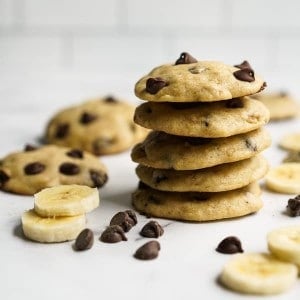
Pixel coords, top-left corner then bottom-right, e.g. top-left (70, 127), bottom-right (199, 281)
top-left (24, 162), bottom-right (46, 175)
top-left (134, 241), bottom-right (160, 260)
top-left (104, 95), bottom-right (118, 103)
top-left (55, 123), bottom-right (69, 139)
top-left (89, 170), bottom-right (108, 188)
top-left (0, 170), bottom-right (10, 186)
top-left (140, 221), bottom-right (164, 238)
top-left (216, 236), bottom-right (244, 254)
top-left (146, 77), bottom-right (167, 94)
top-left (175, 52), bottom-right (197, 65)
top-left (245, 139), bottom-right (257, 151)
top-left (75, 229), bottom-right (94, 251)
top-left (24, 144), bottom-right (37, 151)
top-left (225, 98), bottom-right (244, 108)
top-left (80, 112), bottom-right (98, 124)
top-left (234, 60), bottom-right (252, 70)
top-left (66, 149), bottom-right (84, 159)
top-left (59, 163), bottom-right (80, 175)
top-left (110, 210), bottom-right (137, 232)
top-left (100, 225), bottom-right (127, 243)
top-left (233, 68), bottom-right (255, 82)
top-left (287, 196), bottom-right (300, 217)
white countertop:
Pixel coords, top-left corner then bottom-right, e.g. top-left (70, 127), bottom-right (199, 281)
top-left (1, 75), bottom-right (300, 300)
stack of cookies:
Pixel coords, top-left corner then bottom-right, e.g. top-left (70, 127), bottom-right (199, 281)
top-left (131, 53), bottom-right (271, 222)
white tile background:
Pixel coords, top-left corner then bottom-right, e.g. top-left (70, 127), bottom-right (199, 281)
top-left (0, 0), bottom-right (300, 112)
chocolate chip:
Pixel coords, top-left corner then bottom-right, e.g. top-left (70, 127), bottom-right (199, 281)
top-left (104, 95), bottom-right (118, 103)
top-left (287, 196), bottom-right (300, 217)
top-left (66, 149), bottom-right (83, 159)
top-left (234, 60), bottom-right (252, 70)
top-left (134, 241), bottom-right (160, 260)
top-left (89, 170), bottom-right (108, 188)
top-left (100, 225), bottom-right (127, 243)
top-left (24, 162), bottom-right (46, 175)
top-left (175, 52), bottom-right (198, 65)
top-left (140, 221), bottom-right (164, 238)
top-left (75, 228), bottom-right (94, 251)
top-left (225, 98), bottom-right (244, 108)
top-left (216, 236), bottom-right (244, 254)
top-left (80, 112), bottom-right (98, 124)
top-left (110, 210), bottom-right (137, 232)
top-left (24, 144), bottom-right (37, 151)
top-left (0, 170), bottom-right (10, 187)
top-left (245, 139), bottom-right (257, 151)
top-left (154, 173), bottom-right (167, 184)
top-left (55, 123), bottom-right (69, 139)
top-left (233, 68), bottom-right (255, 82)
top-left (146, 77), bottom-right (167, 94)
top-left (204, 120), bottom-right (209, 127)
top-left (59, 163), bottom-right (80, 175)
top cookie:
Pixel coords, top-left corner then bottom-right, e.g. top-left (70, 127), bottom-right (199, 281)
top-left (45, 96), bottom-right (148, 155)
top-left (135, 53), bottom-right (266, 102)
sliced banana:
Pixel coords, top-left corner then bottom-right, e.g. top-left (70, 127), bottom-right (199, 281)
top-left (266, 163), bottom-right (300, 194)
top-left (22, 209), bottom-right (86, 243)
top-left (279, 133), bottom-right (300, 151)
top-left (267, 225), bottom-right (300, 268)
top-left (34, 185), bottom-right (99, 217)
top-left (220, 253), bottom-right (298, 295)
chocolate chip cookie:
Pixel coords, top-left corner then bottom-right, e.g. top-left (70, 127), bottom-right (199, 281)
top-left (0, 145), bottom-right (108, 195)
top-left (132, 128), bottom-right (271, 170)
top-left (45, 96), bottom-right (148, 155)
top-left (132, 182), bottom-right (262, 221)
top-left (136, 155), bottom-right (268, 193)
top-left (134, 97), bottom-right (269, 138)
top-left (135, 53), bottom-right (266, 102)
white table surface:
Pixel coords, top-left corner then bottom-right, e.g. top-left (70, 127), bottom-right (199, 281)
top-left (1, 75), bottom-right (300, 300)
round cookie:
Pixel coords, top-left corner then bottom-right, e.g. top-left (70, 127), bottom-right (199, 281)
top-left (132, 182), bottom-right (262, 221)
top-left (0, 145), bottom-right (108, 195)
top-left (134, 97), bottom-right (270, 138)
top-left (45, 96), bottom-right (148, 155)
top-left (252, 92), bottom-right (299, 121)
top-left (135, 53), bottom-right (266, 102)
top-left (132, 128), bottom-right (271, 170)
top-left (136, 155), bottom-right (268, 193)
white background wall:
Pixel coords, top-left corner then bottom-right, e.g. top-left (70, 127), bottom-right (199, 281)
top-left (0, 0), bottom-right (300, 113)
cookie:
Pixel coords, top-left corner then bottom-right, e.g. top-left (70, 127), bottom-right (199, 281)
top-left (132, 182), bottom-right (262, 221)
top-left (135, 54), bottom-right (266, 102)
top-left (136, 155), bottom-right (268, 193)
top-left (0, 145), bottom-right (108, 195)
top-left (134, 97), bottom-right (270, 138)
top-left (45, 96), bottom-right (148, 155)
top-left (132, 128), bottom-right (271, 170)
top-left (252, 92), bottom-right (299, 121)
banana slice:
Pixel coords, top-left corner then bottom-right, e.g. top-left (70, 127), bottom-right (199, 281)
top-left (22, 209), bottom-right (86, 243)
top-left (266, 163), bottom-right (300, 194)
top-left (220, 253), bottom-right (298, 295)
top-left (34, 185), bottom-right (99, 217)
top-left (279, 133), bottom-right (300, 151)
top-left (267, 225), bottom-right (300, 268)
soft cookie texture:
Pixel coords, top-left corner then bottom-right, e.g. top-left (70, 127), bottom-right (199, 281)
top-left (0, 145), bottom-right (108, 195)
top-left (134, 97), bottom-right (270, 138)
top-left (132, 182), bottom-right (262, 221)
top-left (45, 96), bottom-right (148, 155)
top-left (132, 128), bottom-right (271, 170)
top-left (136, 155), bottom-right (268, 193)
top-left (135, 55), bottom-right (266, 102)
top-left (252, 92), bottom-right (299, 121)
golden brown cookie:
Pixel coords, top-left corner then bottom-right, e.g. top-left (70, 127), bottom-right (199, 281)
top-left (0, 145), bottom-right (108, 195)
top-left (136, 155), bottom-right (268, 193)
top-left (135, 54), bottom-right (266, 102)
top-left (132, 182), bottom-right (262, 221)
top-left (132, 128), bottom-right (271, 170)
top-left (45, 96), bottom-right (148, 155)
top-left (134, 97), bottom-right (269, 138)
